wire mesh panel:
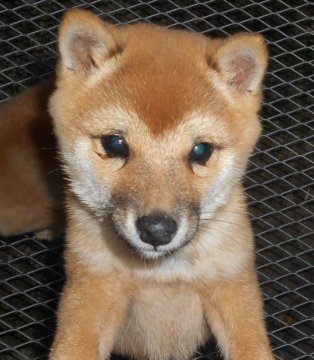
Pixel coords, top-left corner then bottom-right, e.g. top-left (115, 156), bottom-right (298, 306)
top-left (0, 1), bottom-right (313, 359)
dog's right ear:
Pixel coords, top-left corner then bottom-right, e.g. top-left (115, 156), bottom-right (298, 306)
top-left (58, 9), bottom-right (118, 74)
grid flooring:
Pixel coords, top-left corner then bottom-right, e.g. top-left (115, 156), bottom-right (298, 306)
top-left (0, 1), bottom-right (313, 359)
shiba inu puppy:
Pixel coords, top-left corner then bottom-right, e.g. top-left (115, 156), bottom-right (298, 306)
top-left (1, 8), bottom-right (275, 360)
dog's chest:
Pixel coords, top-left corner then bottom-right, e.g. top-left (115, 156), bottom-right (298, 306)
top-left (113, 284), bottom-right (208, 360)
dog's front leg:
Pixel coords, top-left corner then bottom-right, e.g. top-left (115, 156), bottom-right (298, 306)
top-left (49, 272), bottom-right (130, 360)
top-left (199, 270), bottom-right (274, 360)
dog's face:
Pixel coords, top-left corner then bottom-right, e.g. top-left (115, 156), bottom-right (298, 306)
top-left (50, 9), bottom-right (267, 259)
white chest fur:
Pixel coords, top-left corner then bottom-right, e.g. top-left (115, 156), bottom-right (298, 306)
top-left (113, 284), bottom-right (208, 360)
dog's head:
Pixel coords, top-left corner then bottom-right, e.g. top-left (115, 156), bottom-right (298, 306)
top-left (50, 9), bottom-right (268, 259)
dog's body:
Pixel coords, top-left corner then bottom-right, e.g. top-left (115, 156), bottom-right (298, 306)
top-left (0, 81), bottom-right (62, 238)
top-left (1, 9), bottom-right (274, 360)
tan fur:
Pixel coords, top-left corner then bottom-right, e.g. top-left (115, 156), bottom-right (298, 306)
top-left (198, 271), bottom-right (274, 360)
top-left (0, 81), bottom-right (62, 237)
top-left (1, 8), bottom-right (274, 360)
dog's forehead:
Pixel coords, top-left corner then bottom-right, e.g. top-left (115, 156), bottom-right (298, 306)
top-left (91, 64), bottom-right (229, 136)
top-left (88, 25), bottom-right (231, 136)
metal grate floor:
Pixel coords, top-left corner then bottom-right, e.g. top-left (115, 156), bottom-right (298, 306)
top-left (0, 1), bottom-right (313, 359)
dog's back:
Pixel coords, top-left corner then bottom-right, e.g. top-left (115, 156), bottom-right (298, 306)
top-left (0, 81), bottom-right (62, 237)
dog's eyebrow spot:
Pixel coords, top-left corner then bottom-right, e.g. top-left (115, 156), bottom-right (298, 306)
top-left (87, 105), bottom-right (138, 135)
top-left (173, 111), bottom-right (233, 147)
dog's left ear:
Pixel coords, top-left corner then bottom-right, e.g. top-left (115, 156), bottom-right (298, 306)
top-left (211, 33), bottom-right (268, 94)
top-left (58, 9), bottom-right (118, 73)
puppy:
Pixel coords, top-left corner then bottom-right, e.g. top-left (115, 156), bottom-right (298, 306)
top-left (2, 8), bottom-right (275, 360)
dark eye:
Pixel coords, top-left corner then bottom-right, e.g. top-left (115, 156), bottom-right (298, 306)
top-left (101, 134), bottom-right (129, 158)
top-left (189, 142), bottom-right (213, 164)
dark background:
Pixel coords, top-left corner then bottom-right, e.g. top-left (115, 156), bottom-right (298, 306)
top-left (0, 1), bottom-right (313, 359)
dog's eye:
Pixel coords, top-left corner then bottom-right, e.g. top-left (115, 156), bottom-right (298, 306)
top-left (189, 142), bottom-right (213, 165)
top-left (101, 135), bottom-right (129, 158)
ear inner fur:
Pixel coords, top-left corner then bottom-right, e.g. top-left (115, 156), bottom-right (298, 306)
top-left (210, 33), bottom-right (268, 93)
top-left (58, 9), bottom-right (118, 72)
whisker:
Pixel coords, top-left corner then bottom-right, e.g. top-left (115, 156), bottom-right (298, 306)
top-left (199, 218), bottom-right (241, 227)
top-left (198, 224), bottom-right (240, 244)
top-left (200, 210), bottom-right (249, 216)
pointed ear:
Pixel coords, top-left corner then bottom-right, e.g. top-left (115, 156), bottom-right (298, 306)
top-left (211, 33), bottom-right (268, 94)
top-left (58, 9), bottom-right (118, 73)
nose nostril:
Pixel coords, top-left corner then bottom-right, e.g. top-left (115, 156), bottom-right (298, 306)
top-left (136, 214), bottom-right (177, 247)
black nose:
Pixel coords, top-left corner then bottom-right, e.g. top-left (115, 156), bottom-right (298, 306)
top-left (136, 214), bottom-right (178, 247)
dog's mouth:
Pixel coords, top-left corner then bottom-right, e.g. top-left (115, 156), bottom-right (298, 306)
top-left (131, 246), bottom-right (175, 260)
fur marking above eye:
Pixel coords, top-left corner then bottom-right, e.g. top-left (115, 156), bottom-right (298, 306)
top-left (189, 142), bottom-right (213, 165)
top-left (101, 134), bottom-right (129, 158)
